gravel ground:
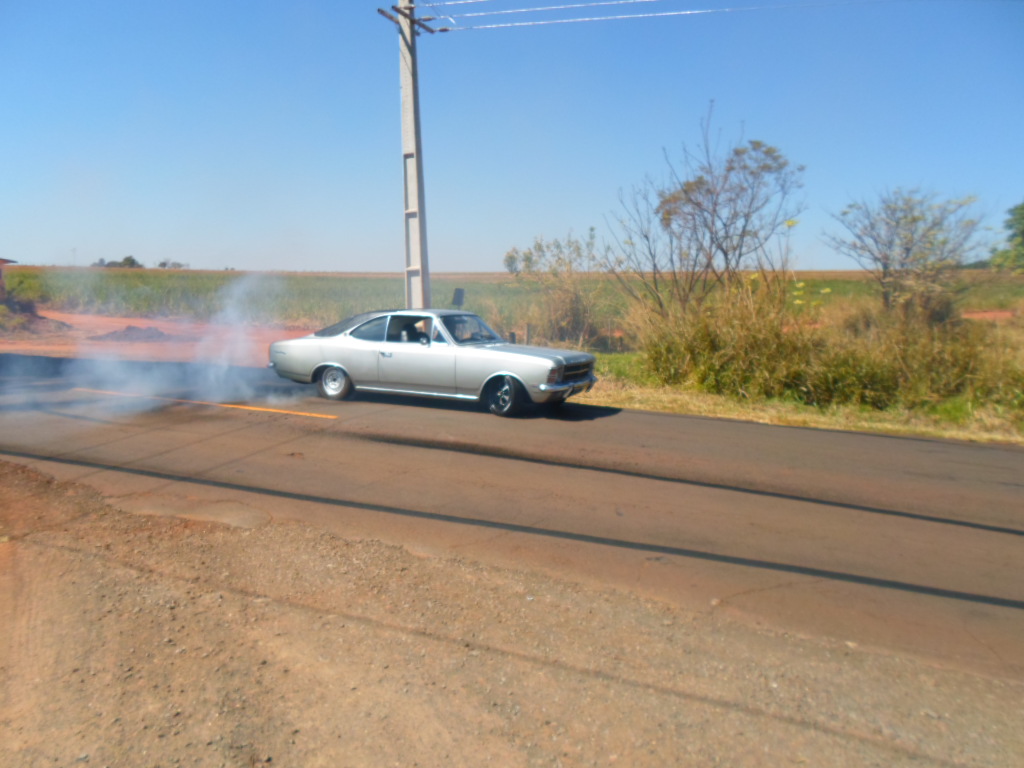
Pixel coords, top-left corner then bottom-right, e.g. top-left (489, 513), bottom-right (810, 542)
top-left (1, 460), bottom-right (1022, 767)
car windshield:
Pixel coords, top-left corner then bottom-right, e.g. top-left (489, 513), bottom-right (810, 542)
top-left (441, 314), bottom-right (503, 345)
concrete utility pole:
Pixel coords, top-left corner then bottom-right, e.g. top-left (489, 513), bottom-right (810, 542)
top-left (380, 1), bottom-right (433, 309)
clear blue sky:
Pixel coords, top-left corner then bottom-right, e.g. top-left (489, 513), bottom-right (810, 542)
top-left (2, 0), bottom-right (1022, 272)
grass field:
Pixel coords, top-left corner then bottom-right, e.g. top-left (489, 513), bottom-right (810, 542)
top-left (5, 267), bottom-right (556, 327)
top-left (8, 265), bottom-right (1022, 324)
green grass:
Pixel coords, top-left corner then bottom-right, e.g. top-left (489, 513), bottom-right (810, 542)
top-left (584, 352), bottom-right (1024, 445)
top-left (951, 270), bottom-right (1024, 311)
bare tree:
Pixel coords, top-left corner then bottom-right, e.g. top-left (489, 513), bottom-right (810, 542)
top-left (607, 117), bottom-right (803, 319)
top-left (824, 188), bottom-right (983, 312)
top-left (503, 229), bottom-right (604, 347)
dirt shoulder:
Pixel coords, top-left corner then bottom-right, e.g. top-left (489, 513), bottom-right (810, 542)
top-left (1, 461), bottom-right (1022, 767)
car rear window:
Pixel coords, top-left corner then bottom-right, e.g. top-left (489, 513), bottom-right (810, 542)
top-left (313, 312), bottom-right (383, 338)
top-left (349, 316), bottom-right (388, 342)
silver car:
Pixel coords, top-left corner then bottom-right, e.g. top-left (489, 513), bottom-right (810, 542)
top-left (268, 309), bottom-right (597, 416)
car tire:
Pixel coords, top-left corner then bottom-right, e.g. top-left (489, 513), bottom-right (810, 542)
top-left (486, 375), bottom-right (525, 417)
top-left (317, 366), bottom-right (352, 401)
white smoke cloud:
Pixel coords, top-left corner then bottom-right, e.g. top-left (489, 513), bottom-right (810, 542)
top-left (1, 274), bottom-right (306, 413)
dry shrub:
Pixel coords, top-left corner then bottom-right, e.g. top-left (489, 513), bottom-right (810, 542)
top-left (634, 278), bottom-right (1024, 414)
top-left (636, 275), bottom-right (811, 397)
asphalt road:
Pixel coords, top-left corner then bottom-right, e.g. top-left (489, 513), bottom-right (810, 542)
top-left (2, 353), bottom-right (1022, 679)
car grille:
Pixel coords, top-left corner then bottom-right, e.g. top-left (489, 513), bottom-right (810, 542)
top-left (562, 360), bottom-right (594, 383)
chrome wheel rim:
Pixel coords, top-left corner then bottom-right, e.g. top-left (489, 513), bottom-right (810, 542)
top-left (495, 378), bottom-right (512, 410)
top-left (323, 369), bottom-right (345, 396)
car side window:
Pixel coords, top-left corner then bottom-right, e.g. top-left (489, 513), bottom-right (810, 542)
top-left (349, 316), bottom-right (388, 342)
top-left (386, 316), bottom-right (430, 343)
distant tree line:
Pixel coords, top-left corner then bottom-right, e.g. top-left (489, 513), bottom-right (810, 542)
top-left (92, 255), bottom-right (144, 268)
top-left (89, 256), bottom-right (189, 269)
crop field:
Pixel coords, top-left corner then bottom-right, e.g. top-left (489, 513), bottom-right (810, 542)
top-left (7, 265), bottom-right (1021, 333)
top-left (5, 267), bottom-right (562, 328)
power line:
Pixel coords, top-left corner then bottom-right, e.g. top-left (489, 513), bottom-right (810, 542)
top-left (426, 0), bottom-right (943, 33)
top-left (425, 0), bottom-right (500, 6)
top-left (425, 0), bottom-right (1024, 27)
top-left (441, 0), bottom-right (668, 18)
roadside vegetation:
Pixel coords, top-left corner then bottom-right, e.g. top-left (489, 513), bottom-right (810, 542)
top-left (5, 116), bottom-right (1024, 443)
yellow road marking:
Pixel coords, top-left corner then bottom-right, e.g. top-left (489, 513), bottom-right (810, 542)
top-left (73, 388), bottom-right (337, 420)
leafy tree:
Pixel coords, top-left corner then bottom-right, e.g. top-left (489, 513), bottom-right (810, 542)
top-left (93, 255), bottom-right (145, 268)
top-left (824, 189), bottom-right (982, 315)
top-left (607, 117), bottom-right (804, 318)
top-left (503, 248), bottom-right (534, 276)
top-left (991, 201), bottom-right (1024, 272)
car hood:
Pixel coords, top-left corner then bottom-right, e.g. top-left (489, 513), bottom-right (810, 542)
top-left (478, 343), bottom-right (594, 365)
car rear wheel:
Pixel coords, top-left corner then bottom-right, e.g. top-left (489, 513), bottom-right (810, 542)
top-left (486, 375), bottom-right (525, 417)
top-left (317, 366), bottom-right (352, 400)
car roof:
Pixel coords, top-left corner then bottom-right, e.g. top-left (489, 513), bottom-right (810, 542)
top-left (317, 308), bottom-right (476, 333)
top-left (357, 308), bottom-right (475, 319)
top-left (388, 308), bottom-right (467, 315)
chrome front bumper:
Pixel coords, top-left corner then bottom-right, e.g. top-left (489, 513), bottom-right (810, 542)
top-left (537, 375), bottom-right (598, 397)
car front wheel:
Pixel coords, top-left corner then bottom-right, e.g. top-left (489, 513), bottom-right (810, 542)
top-left (486, 375), bottom-right (525, 417)
top-left (317, 366), bottom-right (352, 400)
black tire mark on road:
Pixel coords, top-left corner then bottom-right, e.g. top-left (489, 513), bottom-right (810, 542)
top-left (349, 432), bottom-right (1024, 538)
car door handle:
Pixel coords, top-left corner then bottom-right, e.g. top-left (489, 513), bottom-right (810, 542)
top-left (380, 351), bottom-right (393, 358)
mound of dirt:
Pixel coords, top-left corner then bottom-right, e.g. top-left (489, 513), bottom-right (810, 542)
top-left (0, 310), bottom-right (306, 367)
top-left (0, 301), bottom-right (71, 335)
top-left (87, 324), bottom-right (192, 342)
